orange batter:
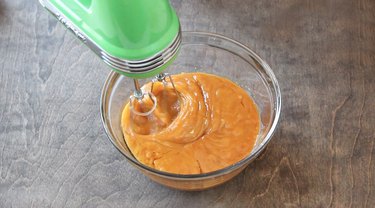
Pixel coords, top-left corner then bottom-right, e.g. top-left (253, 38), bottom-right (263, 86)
top-left (121, 73), bottom-right (259, 174)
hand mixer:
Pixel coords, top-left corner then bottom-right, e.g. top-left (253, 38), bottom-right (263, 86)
top-left (39, 0), bottom-right (181, 116)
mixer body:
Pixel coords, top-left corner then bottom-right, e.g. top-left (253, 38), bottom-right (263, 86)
top-left (39, 0), bottom-right (181, 78)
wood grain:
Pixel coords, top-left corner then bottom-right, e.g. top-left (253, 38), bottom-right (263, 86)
top-left (0, 0), bottom-right (374, 207)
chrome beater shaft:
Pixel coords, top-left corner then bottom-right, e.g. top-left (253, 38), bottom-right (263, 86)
top-left (129, 79), bottom-right (157, 116)
top-left (151, 73), bottom-right (181, 101)
top-left (129, 73), bottom-right (180, 116)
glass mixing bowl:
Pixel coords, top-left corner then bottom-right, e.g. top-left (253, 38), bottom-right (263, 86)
top-left (100, 32), bottom-right (281, 191)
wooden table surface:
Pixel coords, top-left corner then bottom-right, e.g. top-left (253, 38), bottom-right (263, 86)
top-left (1, 0), bottom-right (374, 207)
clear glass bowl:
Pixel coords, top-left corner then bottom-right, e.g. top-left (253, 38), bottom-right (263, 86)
top-left (100, 32), bottom-right (281, 191)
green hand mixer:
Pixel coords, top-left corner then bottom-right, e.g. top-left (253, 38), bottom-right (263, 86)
top-left (39, 0), bottom-right (181, 115)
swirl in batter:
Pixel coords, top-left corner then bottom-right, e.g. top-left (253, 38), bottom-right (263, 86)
top-left (121, 73), bottom-right (259, 174)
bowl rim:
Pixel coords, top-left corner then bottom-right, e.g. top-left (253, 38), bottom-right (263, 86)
top-left (100, 31), bottom-right (282, 180)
